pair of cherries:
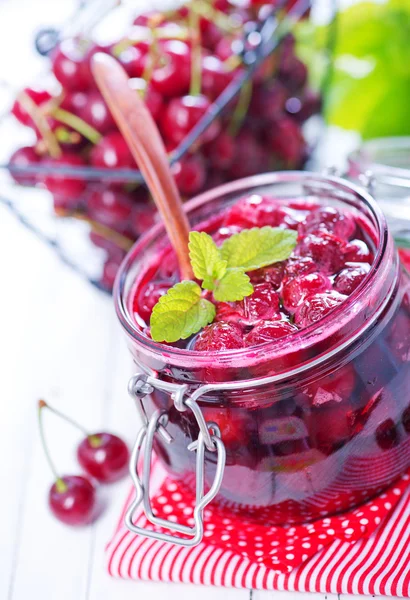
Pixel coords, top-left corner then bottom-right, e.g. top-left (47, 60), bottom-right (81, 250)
top-left (38, 400), bottom-right (129, 526)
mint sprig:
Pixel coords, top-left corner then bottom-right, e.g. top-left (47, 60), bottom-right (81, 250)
top-left (150, 226), bottom-right (297, 342)
top-left (150, 281), bottom-right (215, 343)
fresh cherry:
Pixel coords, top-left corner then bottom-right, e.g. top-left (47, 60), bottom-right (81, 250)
top-left (51, 40), bottom-right (91, 92)
top-left (49, 475), bottom-right (97, 526)
top-left (130, 203), bottom-right (157, 237)
top-left (128, 78), bottom-right (164, 122)
top-left (75, 90), bottom-right (116, 135)
top-left (172, 154), bottom-right (206, 196)
top-left (77, 433), bottom-right (129, 483)
top-left (150, 40), bottom-right (191, 97)
top-left (204, 130), bottom-right (235, 170)
top-left (229, 130), bottom-right (269, 179)
top-left (87, 188), bottom-right (134, 231)
top-left (38, 400), bottom-right (98, 526)
top-left (294, 291), bottom-right (347, 328)
top-left (117, 45), bottom-right (146, 78)
top-left (43, 152), bottom-right (87, 202)
top-left (12, 88), bottom-right (52, 126)
top-left (201, 56), bottom-right (234, 99)
top-left (90, 131), bottom-right (137, 169)
top-left (9, 146), bottom-right (40, 185)
top-left (101, 254), bottom-right (125, 291)
top-left (161, 94), bottom-right (220, 145)
top-left (249, 82), bottom-right (287, 121)
top-left (269, 116), bottom-right (305, 166)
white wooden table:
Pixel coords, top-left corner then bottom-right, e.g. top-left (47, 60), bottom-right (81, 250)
top-left (0, 0), bottom-right (392, 598)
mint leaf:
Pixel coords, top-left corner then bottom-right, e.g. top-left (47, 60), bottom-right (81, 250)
top-left (220, 227), bottom-right (297, 271)
top-left (150, 281), bottom-right (215, 343)
top-left (213, 269), bottom-right (253, 302)
top-left (189, 231), bottom-right (227, 284)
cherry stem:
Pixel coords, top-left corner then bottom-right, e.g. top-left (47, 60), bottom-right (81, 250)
top-left (18, 91), bottom-right (62, 159)
top-left (92, 53), bottom-right (194, 280)
top-left (141, 32), bottom-right (159, 98)
top-left (228, 80), bottom-right (253, 136)
top-left (51, 107), bottom-right (102, 144)
top-left (39, 399), bottom-right (89, 436)
top-left (56, 209), bottom-right (133, 252)
top-left (38, 400), bottom-right (68, 493)
top-left (190, 1), bottom-right (241, 34)
top-left (189, 3), bottom-right (202, 97)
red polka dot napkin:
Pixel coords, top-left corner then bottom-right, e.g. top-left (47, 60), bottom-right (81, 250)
top-left (106, 459), bottom-right (410, 596)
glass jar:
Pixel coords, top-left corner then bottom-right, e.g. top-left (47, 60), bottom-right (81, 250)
top-left (348, 137), bottom-right (410, 248)
top-left (115, 172), bottom-right (410, 545)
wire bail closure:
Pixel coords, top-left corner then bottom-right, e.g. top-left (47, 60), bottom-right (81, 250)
top-left (126, 373), bottom-right (226, 546)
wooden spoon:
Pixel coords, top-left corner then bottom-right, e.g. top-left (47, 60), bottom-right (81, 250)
top-left (91, 53), bottom-right (193, 280)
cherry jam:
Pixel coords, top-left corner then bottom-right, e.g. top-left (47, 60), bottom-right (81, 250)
top-left (116, 173), bottom-right (410, 524)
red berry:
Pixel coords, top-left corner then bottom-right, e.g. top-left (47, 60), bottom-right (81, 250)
top-left (43, 152), bottom-right (87, 201)
top-left (151, 41), bottom-right (191, 97)
top-left (202, 406), bottom-right (254, 446)
top-left (193, 322), bottom-right (244, 351)
top-left (9, 146), bottom-right (40, 185)
top-left (249, 263), bottom-right (285, 290)
top-left (245, 320), bottom-right (298, 347)
top-left (345, 239), bottom-right (373, 264)
top-left (90, 131), bottom-right (137, 169)
top-left (223, 194), bottom-right (297, 229)
top-left (172, 154), bottom-right (206, 196)
top-left (49, 476), bottom-right (97, 526)
top-left (229, 131), bottom-right (269, 179)
top-left (101, 254), bottom-right (124, 291)
top-left (134, 282), bottom-right (172, 323)
top-left (51, 40), bottom-right (91, 92)
top-left (282, 272), bottom-right (331, 313)
top-left (299, 232), bottom-right (347, 274)
top-left (284, 256), bottom-right (316, 279)
top-left (75, 90), bottom-right (115, 135)
top-left (130, 203), bottom-right (157, 237)
top-left (306, 403), bottom-right (353, 454)
top-left (12, 88), bottom-right (52, 126)
top-left (376, 419), bottom-right (399, 450)
top-left (238, 283), bottom-right (281, 325)
top-left (294, 291), bottom-right (346, 328)
top-left (77, 433), bottom-right (129, 483)
top-left (299, 207), bottom-right (356, 241)
top-left (201, 56), bottom-right (234, 99)
top-left (161, 94), bottom-right (219, 145)
top-left (302, 365), bottom-right (356, 407)
top-left (269, 117), bottom-right (305, 166)
top-left (128, 78), bottom-right (164, 122)
top-left (249, 82), bottom-right (287, 121)
top-left (204, 130), bottom-right (235, 170)
top-left (117, 45), bottom-right (146, 78)
top-left (334, 265), bottom-right (369, 295)
top-left (88, 188), bottom-right (134, 231)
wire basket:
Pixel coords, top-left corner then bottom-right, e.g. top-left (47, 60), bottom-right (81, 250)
top-left (0, 0), bottom-right (335, 293)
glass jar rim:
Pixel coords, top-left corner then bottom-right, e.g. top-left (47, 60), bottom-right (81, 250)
top-left (114, 171), bottom-right (389, 373)
top-left (348, 136), bottom-right (410, 190)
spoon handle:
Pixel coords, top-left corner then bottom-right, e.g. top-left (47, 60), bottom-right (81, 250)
top-left (92, 53), bottom-right (193, 280)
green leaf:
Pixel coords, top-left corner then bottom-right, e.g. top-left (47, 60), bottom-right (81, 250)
top-left (220, 227), bottom-right (297, 271)
top-left (213, 269), bottom-right (254, 302)
top-left (188, 231), bottom-right (227, 283)
top-left (150, 281), bottom-right (215, 343)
